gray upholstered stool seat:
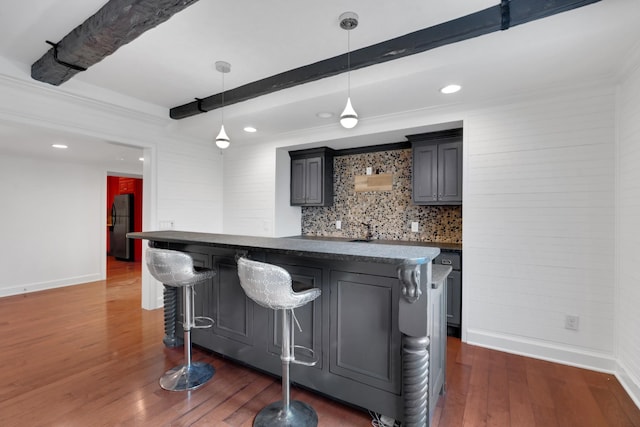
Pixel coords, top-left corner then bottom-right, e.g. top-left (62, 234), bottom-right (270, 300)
top-left (146, 247), bottom-right (216, 391)
top-left (237, 257), bottom-right (321, 427)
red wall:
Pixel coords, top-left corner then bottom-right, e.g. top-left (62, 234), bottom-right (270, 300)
top-left (107, 176), bottom-right (143, 261)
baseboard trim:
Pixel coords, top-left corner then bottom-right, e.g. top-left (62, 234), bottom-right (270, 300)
top-left (616, 360), bottom-right (640, 409)
top-left (466, 328), bottom-right (617, 373)
top-left (0, 274), bottom-right (103, 298)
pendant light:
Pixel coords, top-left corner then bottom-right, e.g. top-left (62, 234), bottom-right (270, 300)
top-left (339, 12), bottom-right (358, 129)
top-left (215, 61), bottom-right (231, 149)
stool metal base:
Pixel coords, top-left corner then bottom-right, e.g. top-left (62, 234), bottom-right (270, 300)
top-left (159, 362), bottom-right (215, 391)
top-left (253, 400), bottom-right (318, 427)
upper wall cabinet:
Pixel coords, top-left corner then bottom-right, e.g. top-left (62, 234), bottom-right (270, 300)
top-left (409, 129), bottom-right (462, 205)
top-left (289, 147), bottom-right (335, 207)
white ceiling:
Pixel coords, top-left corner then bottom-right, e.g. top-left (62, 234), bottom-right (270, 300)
top-left (0, 121), bottom-right (144, 173)
top-left (1, 0), bottom-right (639, 164)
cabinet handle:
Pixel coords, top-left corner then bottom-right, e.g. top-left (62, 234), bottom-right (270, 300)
top-left (447, 314), bottom-right (454, 318)
top-left (441, 259), bottom-right (452, 265)
top-left (433, 194), bottom-right (437, 199)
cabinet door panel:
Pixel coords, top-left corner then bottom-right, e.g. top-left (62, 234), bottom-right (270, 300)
top-left (291, 158), bottom-right (306, 205)
top-left (413, 144), bottom-right (438, 203)
top-left (289, 148), bottom-right (333, 207)
top-left (429, 281), bottom-right (445, 418)
top-left (212, 257), bottom-right (254, 345)
top-left (305, 157), bottom-right (323, 205)
top-left (446, 270), bottom-right (462, 328)
top-left (330, 271), bottom-right (400, 394)
top-left (438, 141), bottom-right (462, 202)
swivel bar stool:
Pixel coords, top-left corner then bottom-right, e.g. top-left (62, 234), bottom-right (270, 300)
top-left (146, 247), bottom-right (216, 391)
top-left (237, 257), bottom-right (321, 427)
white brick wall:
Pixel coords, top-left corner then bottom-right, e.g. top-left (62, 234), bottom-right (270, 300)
top-left (616, 56), bottom-right (640, 404)
top-left (463, 87), bottom-right (617, 368)
top-left (222, 141), bottom-right (277, 236)
top-left (155, 138), bottom-right (223, 232)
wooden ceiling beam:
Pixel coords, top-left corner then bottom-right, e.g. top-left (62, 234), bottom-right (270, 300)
top-left (31, 0), bottom-right (201, 86)
top-left (170, 0), bottom-right (600, 120)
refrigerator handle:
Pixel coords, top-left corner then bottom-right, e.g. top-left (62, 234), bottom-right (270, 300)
top-left (111, 204), bottom-right (116, 227)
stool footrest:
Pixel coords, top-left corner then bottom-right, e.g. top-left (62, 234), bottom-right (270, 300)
top-left (290, 345), bottom-right (318, 367)
top-left (193, 316), bottom-right (214, 329)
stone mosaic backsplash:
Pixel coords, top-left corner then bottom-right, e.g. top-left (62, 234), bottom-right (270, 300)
top-left (301, 148), bottom-right (462, 243)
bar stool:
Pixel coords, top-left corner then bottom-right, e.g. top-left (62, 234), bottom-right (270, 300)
top-left (237, 257), bottom-right (321, 427)
top-left (146, 247), bottom-right (216, 391)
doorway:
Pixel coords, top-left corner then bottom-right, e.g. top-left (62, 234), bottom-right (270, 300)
top-left (107, 175), bottom-right (143, 262)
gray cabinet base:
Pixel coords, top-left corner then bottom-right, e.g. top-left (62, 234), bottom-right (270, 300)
top-left (156, 243), bottom-right (441, 425)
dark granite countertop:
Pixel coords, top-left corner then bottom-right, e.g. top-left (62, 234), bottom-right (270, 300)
top-left (128, 230), bottom-right (441, 265)
top-left (288, 235), bottom-right (462, 253)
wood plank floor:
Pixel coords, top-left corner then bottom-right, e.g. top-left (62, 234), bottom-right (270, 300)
top-left (1, 258), bottom-right (638, 426)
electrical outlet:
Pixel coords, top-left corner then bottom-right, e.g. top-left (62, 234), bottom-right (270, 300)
top-left (159, 220), bottom-right (174, 230)
top-left (565, 315), bottom-right (579, 331)
top-left (411, 221), bottom-right (419, 232)
top-left (336, 220), bottom-right (342, 230)
top-left (366, 167), bottom-right (373, 175)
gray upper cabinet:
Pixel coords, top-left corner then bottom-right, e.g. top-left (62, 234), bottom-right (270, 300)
top-left (409, 129), bottom-right (462, 205)
top-left (437, 141), bottom-right (462, 203)
top-left (412, 143), bottom-right (438, 203)
top-left (289, 147), bottom-right (334, 206)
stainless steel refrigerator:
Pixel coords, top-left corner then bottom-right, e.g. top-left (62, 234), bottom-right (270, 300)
top-left (110, 193), bottom-right (134, 261)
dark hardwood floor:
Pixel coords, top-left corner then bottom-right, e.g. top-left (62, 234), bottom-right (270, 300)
top-left (1, 257), bottom-right (638, 426)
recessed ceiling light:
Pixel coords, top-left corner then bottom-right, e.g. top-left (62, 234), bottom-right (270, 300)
top-left (139, 157), bottom-right (144, 162)
top-left (243, 126), bottom-right (257, 133)
top-left (316, 112), bottom-right (334, 119)
top-left (52, 144), bottom-right (68, 149)
top-left (440, 84), bottom-right (461, 94)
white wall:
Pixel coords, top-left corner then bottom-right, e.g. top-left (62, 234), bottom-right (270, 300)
top-left (274, 147), bottom-right (303, 237)
top-left (463, 86), bottom-right (617, 370)
top-left (221, 140), bottom-right (276, 236)
top-left (616, 52), bottom-right (640, 405)
top-left (0, 154), bottom-right (104, 296)
top-left (0, 74), bottom-right (224, 306)
top-left (155, 138), bottom-right (223, 233)
top-left (222, 140), bottom-right (301, 237)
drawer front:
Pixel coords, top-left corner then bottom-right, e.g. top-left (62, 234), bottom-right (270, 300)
top-left (434, 252), bottom-right (460, 270)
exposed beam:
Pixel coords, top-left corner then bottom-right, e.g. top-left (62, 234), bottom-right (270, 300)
top-left (170, 0), bottom-right (600, 120)
top-left (31, 0), bottom-right (201, 86)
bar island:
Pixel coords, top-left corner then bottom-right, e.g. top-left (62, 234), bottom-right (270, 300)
top-left (128, 231), bottom-right (448, 426)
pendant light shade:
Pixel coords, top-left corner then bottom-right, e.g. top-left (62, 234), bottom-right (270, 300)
top-left (215, 124), bottom-right (230, 149)
top-left (340, 97), bottom-right (358, 129)
top-left (215, 61), bottom-right (231, 149)
top-left (339, 12), bottom-right (358, 129)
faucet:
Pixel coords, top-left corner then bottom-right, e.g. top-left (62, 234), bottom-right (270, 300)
top-left (361, 222), bottom-right (373, 241)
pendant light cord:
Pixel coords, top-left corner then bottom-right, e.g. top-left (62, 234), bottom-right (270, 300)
top-left (347, 30), bottom-right (351, 98)
top-left (221, 71), bottom-right (225, 123)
